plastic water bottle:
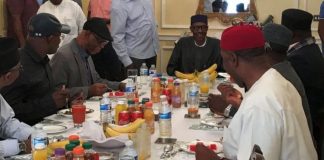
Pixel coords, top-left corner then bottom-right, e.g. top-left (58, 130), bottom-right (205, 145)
top-left (140, 63), bottom-right (148, 86)
top-left (125, 79), bottom-right (135, 100)
top-left (100, 96), bottom-right (112, 125)
top-left (119, 140), bottom-right (138, 160)
top-left (187, 83), bottom-right (199, 108)
top-left (159, 95), bottom-right (172, 138)
top-left (149, 64), bottom-right (156, 77)
top-left (31, 124), bottom-right (48, 150)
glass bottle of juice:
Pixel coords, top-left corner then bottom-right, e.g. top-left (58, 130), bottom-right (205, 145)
top-left (144, 101), bottom-right (155, 134)
top-left (128, 99), bottom-right (135, 113)
top-left (151, 78), bottom-right (161, 103)
top-left (167, 77), bottom-right (174, 92)
top-left (115, 100), bottom-right (127, 123)
top-left (32, 143), bottom-right (47, 160)
top-left (171, 82), bottom-right (181, 108)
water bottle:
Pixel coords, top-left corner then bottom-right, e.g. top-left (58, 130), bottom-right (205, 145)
top-left (125, 79), bottom-right (135, 100)
top-left (100, 96), bottom-right (112, 124)
top-left (159, 95), bottom-right (172, 138)
top-left (149, 64), bottom-right (156, 77)
top-left (31, 124), bottom-right (48, 150)
top-left (140, 63), bottom-right (148, 86)
top-left (119, 140), bottom-right (138, 160)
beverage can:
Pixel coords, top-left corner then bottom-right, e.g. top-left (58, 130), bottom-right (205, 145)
top-left (130, 111), bottom-right (143, 122)
top-left (118, 111), bottom-right (130, 125)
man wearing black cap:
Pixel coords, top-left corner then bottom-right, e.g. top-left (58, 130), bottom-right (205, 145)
top-left (50, 17), bottom-right (124, 98)
top-left (0, 37), bottom-right (33, 158)
top-left (282, 9), bottom-right (324, 158)
top-left (167, 14), bottom-right (223, 76)
top-left (1, 13), bottom-right (70, 125)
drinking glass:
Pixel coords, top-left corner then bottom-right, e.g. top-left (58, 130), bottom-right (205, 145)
top-left (199, 72), bottom-right (210, 94)
top-left (72, 104), bottom-right (86, 128)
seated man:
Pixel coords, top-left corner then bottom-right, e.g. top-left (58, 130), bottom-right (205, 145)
top-left (1, 13), bottom-right (70, 125)
top-left (0, 38), bottom-right (33, 158)
top-left (208, 23), bottom-right (313, 134)
top-left (196, 25), bottom-right (316, 159)
top-left (50, 17), bottom-right (124, 98)
top-left (167, 14), bottom-right (223, 76)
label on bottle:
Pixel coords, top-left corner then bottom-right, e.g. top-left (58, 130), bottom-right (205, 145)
top-left (32, 137), bottom-right (48, 148)
top-left (125, 86), bottom-right (135, 93)
top-left (100, 104), bottom-right (108, 111)
top-left (140, 69), bottom-right (148, 75)
top-left (172, 96), bottom-right (181, 104)
top-left (159, 112), bottom-right (171, 119)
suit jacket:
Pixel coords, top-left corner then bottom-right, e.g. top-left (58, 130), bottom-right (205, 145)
top-left (288, 42), bottom-right (324, 121)
top-left (50, 39), bottom-right (120, 98)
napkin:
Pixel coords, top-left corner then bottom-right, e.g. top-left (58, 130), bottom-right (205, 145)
top-left (79, 121), bottom-right (128, 149)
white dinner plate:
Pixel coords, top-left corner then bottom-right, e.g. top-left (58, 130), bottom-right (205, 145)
top-left (57, 108), bottom-right (94, 118)
top-left (179, 141), bottom-right (223, 154)
top-left (42, 125), bottom-right (68, 134)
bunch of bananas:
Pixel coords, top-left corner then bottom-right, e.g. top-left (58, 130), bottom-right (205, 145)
top-left (175, 64), bottom-right (218, 82)
top-left (105, 118), bottom-right (145, 138)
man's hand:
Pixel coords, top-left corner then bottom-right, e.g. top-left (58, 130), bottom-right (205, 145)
top-left (208, 94), bottom-right (229, 115)
top-left (118, 83), bottom-right (126, 91)
top-left (126, 63), bottom-right (135, 69)
top-left (52, 89), bottom-right (69, 108)
top-left (195, 143), bottom-right (221, 160)
top-left (24, 136), bottom-right (32, 153)
top-left (218, 84), bottom-right (242, 108)
top-left (70, 91), bottom-right (85, 106)
top-left (89, 83), bottom-right (108, 97)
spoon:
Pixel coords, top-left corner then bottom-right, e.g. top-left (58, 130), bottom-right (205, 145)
top-left (160, 144), bottom-right (174, 159)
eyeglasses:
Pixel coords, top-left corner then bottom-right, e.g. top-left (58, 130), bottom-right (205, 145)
top-left (92, 32), bottom-right (109, 46)
top-left (191, 25), bottom-right (208, 32)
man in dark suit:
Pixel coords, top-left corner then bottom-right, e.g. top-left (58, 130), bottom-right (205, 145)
top-left (282, 8), bottom-right (324, 159)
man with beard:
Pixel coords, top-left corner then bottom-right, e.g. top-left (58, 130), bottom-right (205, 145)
top-left (50, 18), bottom-right (125, 98)
top-left (167, 14), bottom-right (223, 76)
top-left (195, 25), bottom-right (316, 160)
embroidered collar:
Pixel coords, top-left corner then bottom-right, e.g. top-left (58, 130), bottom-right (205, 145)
top-left (194, 38), bottom-right (207, 47)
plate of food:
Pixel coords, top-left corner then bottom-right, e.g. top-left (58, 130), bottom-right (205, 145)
top-left (200, 116), bottom-right (229, 128)
top-left (57, 108), bottom-right (94, 118)
top-left (103, 91), bottom-right (126, 99)
top-left (42, 125), bottom-right (68, 134)
top-left (180, 141), bottom-right (223, 154)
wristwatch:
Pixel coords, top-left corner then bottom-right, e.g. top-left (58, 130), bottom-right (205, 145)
top-left (223, 105), bottom-right (232, 118)
top-left (18, 141), bottom-right (27, 153)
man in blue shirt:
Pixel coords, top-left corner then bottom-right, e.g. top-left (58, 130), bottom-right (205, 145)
top-left (111, 0), bottom-right (159, 71)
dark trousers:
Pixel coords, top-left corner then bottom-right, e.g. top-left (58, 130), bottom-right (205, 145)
top-left (130, 56), bottom-right (157, 72)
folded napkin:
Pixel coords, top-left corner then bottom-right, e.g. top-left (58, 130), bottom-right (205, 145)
top-left (80, 121), bottom-right (128, 149)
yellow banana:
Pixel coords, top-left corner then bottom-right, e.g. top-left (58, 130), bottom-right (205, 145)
top-left (175, 71), bottom-right (195, 80)
top-left (106, 127), bottom-right (128, 137)
top-left (209, 71), bottom-right (218, 81)
top-left (203, 64), bottom-right (217, 74)
top-left (110, 118), bottom-right (145, 133)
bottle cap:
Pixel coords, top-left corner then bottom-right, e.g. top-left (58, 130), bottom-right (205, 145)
top-left (117, 100), bottom-right (125, 105)
top-left (82, 142), bottom-right (92, 149)
top-left (128, 100), bottom-right (135, 105)
top-left (65, 143), bottom-right (76, 151)
top-left (125, 140), bottom-right (133, 147)
top-left (134, 98), bottom-right (139, 103)
top-left (73, 146), bottom-right (84, 155)
top-left (142, 98), bottom-right (150, 104)
top-left (153, 78), bottom-right (160, 82)
top-left (70, 140), bottom-right (80, 146)
top-left (168, 78), bottom-right (174, 82)
top-left (54, 148), bottom-right (65, 156)
top-left (145, 101), bottom-right (153, 108)
top-left (34, 143), bottom-right (46, 150)
top-left (68, 135), bottom-right (79, 141)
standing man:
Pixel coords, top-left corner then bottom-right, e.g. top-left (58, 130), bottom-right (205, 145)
top-left (38, 0), bottom-right (86, 47)
top-left (196, 25), bottom-right (316, 160)
top-left (6, 0), bottom-right (39, 47)
top-left (50, 18), bottom-right (124, 98)
top-left (0, 37), bottom-right (32, 158)
top-left (1, 13), bottom-right (70, 125)
top-left (318, 1), bottom-right (324, 55)
top-left (282, 8), bottom-right (324, 159)
top-left (167, 14), bottom-right (223, 76)
top-left (111, 0), bottom-right (159, 70)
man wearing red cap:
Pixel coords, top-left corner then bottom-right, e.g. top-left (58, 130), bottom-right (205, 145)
top-left (196, 25), bottom-right (316, 160)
